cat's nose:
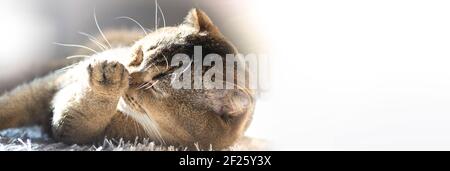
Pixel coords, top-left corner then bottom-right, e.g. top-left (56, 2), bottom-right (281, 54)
top-left (213, 91), bottom-right (252, 117)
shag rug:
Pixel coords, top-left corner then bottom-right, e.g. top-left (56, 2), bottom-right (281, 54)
top-left (0, 126), bottom-right (266, 151)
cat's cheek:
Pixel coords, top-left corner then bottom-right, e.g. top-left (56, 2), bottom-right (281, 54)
top-left (125, 89), bottom-right (149, 104)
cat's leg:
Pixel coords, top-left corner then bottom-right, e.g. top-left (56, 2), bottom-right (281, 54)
top-left (52, 60), bottom-right (129, 144)
top-left (0, 73), bottom-right (60, 131)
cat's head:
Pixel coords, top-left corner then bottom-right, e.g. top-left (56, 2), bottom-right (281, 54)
top-left (122, 9), bottom-right (254, 149)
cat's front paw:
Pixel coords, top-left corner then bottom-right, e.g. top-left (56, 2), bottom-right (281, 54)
top-left (87, 60), bottom-right (129, 95)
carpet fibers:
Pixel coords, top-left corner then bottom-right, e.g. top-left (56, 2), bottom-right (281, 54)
top-left (0, 126), bottom-right (266, 151)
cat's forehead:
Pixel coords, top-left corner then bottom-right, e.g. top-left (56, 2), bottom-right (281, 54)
top-left (139, 26), bottom-right (196, 50)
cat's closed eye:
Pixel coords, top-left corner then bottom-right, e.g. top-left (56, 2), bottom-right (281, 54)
top-left (152, 72), bottom-right (169, 80)
top-left (146, 45), bottom-right (157, 52)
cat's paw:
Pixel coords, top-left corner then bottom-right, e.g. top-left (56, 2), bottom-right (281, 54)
top-left (87, 60), bottom-right (129, 95)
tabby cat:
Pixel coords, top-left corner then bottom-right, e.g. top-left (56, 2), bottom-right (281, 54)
top-left (0, 9), bottom-right (254, 149)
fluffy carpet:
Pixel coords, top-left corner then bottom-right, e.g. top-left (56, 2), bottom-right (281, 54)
top-left (0, 126), bottom-right (266, 151)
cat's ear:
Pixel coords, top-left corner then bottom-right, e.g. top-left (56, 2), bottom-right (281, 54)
top-left (129, 45), bottom-right (143, 67)
top-left (184, 8), bottom-right (220, 34)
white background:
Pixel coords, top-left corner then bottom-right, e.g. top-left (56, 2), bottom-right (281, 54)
top-left (245, 0), bottom-right (450, 150)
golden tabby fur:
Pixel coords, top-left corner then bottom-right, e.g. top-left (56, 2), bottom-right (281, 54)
top-left (0, 9), bottom-right (254, 149)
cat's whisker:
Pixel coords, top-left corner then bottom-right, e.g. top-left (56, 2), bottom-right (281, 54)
top-left (157, 2), bottom-right (166, 28)
top-left (144, 114), bottom-right (165, 145)
top-left (144, 63), bottom-right (156, 72)
top-left (94, 8), bottom-right (112, 49)
top-left (162, 54), bottom-right (169, 70)
top-left (207, 73), bottom-right (256, 107)
top-left (144, 64), bottom-right (153, 71)
top-left (169, 73), bottom-right (179, 84)
top-left (145, 115), bottom-right (166, 144)
top-left (145, 80), bottom-right (160, 90)
top-left (65, 54), bottom-right (91, 59)
top-left (144, 27), bottom-right (152, 33)
top-left (115, 16), bottom-right (148, 36)
top-left (133, 119), bottom-right (139, 140)
top-left (168, 62), bottom-right (191, 85)
top-left (143, 60), bottom-right (158, 71)
top-left (137, 82), bottom-right (147, 89)
top-left (138, 81), bottom-right (152, 90)
top-left (53, 42), bottom-right (99, 54)
top-left (214, 72), bottom-right (253, 92)
top-left (78, 32), bottom-right (108, 51)
top-left (59, 63), bottom-right (78, 71)
top-left (150, 63), bottom-right (161, 72)
top-left (154, 0), bottom-right (159, 31)
top-left (179, 60), bottom-right (192, 75)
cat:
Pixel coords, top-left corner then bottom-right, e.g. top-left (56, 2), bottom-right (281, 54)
top-left (0, 9), bottom-right (255, 149)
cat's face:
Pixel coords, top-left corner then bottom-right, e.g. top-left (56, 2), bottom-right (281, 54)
top-left (123, 9), bottom-right (254, 148)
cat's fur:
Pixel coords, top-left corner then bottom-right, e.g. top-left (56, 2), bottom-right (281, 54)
top-left (0, 9), bottom-right (254, 149)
